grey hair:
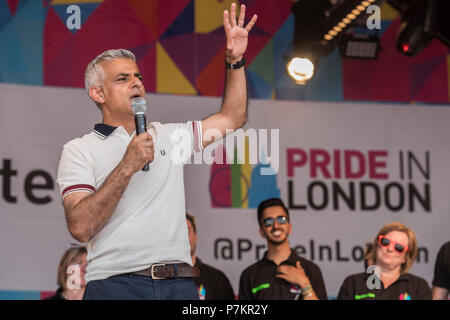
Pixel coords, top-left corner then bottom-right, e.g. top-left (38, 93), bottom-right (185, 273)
top-left (84, 49), bottom-right (136, 91)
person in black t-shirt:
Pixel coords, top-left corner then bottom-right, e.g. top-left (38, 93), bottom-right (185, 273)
top-left (432, 241), bottom-right (450, 300)
top-left (186, 213), bottom-right (235, 300)
top-left (238, 198), bottom-right (327, 300)
top-left (338, 222), bottom-right (431, 300)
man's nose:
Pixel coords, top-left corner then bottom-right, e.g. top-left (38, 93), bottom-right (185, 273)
top-left (131, 76), bottom-right (143, 88)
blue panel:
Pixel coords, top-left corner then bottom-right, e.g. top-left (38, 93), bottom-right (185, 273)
top-left (302, 47), bottom-right (343, 101)
top-left (248, 163), bottom-right (280, 208)
top-left (247, 70), bottom-right (274, 99)
top-left (0, 0), bottom-right (12, 30)
top-left (0, 0), bottom-right (44, 85)
top-left (0, 290), bottom-right (40, 300)
top-left (247, 70), bottom-right (260, 99)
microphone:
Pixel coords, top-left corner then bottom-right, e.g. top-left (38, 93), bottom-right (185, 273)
top-left (131, 97), bottom-right (150, 172)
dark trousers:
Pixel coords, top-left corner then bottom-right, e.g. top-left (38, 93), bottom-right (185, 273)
top-left (83, 273), bottom-right (199, 300)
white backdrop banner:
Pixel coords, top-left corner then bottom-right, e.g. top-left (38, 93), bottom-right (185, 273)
top-left (0, 83), bottom-right (449, 298)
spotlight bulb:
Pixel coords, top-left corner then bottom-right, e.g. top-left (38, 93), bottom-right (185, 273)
top-left (286, 57), bottom-right (315, 84)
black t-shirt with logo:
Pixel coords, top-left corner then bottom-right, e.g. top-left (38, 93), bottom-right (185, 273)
top-left (432, 241), bottom-right (450, 290)
top-left (238, 249), bottom-right (328, 300)
top-left (193, 257), bottom-right (235, 300)
top-left (337, 272), bottom-right (432, 300)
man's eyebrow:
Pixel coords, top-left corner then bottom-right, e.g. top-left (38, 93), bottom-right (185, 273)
top-left (114, 73), bottom-right (142, 79)
top-left (114, 73), bottom-right (130, 79)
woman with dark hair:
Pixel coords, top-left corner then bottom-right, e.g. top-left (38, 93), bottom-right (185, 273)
top-left (45, 245), bottom-right (87, 300)
top-left (338, 222), bottom-right (431, 300)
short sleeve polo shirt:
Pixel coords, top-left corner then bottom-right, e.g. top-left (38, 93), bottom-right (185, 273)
top-left (57, 121), bottom-right (203, 283)
top-left (337, 272), bottom-right (432, 300)
top-left (238, 250), bottom-right (328, 300)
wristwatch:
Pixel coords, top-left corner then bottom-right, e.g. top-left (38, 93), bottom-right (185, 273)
top-left (225, 57), bottom-right (246, 70)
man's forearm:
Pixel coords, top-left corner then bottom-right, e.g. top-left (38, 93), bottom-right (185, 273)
top-left (66, 161), bottom-right (133, 242)
top-left (220, 65), bottom-right (248, 128)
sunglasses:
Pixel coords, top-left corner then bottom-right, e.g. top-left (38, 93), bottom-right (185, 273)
top-left (262, 215), bottom-right (288, 228)
top-left (378, 235), bottom-right (408, 254)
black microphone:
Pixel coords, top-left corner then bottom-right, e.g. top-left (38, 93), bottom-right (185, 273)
top-left (131, 97), bottom-right (150, 172)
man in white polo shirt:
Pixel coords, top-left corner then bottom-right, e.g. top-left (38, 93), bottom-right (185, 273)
top-left (56, 3), bottom-right (257, 300)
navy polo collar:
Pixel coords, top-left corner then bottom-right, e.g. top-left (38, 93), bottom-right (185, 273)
top-left (92, 123), bottom-right (117, 139)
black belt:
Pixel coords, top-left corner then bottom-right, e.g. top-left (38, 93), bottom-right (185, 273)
top-left (132, 263), bottom-right (200, 280)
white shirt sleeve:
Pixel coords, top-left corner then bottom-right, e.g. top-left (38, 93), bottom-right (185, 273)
top-left (162, 121), bottom-right (203, 164)
top-left (56, 139), bottom-right (96, 199)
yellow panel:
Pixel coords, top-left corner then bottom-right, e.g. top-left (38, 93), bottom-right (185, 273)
top-left (51, 0), bottom-right (103, 4)
top-left (195, 0), bottom-right (239, 34)
top-left (380, 2), bottom-right (399, 21)
top-left (156, 42), bottom-right (197, 95)
top-left (241, 136), bottom-right (252, 208)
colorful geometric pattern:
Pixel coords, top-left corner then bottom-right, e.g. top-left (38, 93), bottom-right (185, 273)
top-left (0, 0), bottom-right (449, 103)
top-left (209, 142), bottom-right (280, 208)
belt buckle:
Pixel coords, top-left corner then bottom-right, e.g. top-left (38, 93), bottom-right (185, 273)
top-left (151, 263), bottom-right (166, 280)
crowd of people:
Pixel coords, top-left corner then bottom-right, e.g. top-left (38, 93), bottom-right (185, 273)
top-left (46, 197), bottom-right (449, 300)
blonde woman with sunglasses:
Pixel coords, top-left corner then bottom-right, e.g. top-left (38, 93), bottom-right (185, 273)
top-left (337, 222), bottom-right (431, 300)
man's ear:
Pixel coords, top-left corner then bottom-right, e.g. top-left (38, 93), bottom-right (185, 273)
top-left (89, 86), bottom-right (105, 105)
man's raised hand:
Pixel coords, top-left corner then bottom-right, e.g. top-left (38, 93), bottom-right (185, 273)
top-left (223, 3), bottom-right (258, 64)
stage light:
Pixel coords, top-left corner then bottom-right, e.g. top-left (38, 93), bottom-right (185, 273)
top-left (396, 0), bottom-right (438, 57)
top-left (287, 0), bottom-right (334, 85)
top-left (286, 57), bottom-right (315, 85)
top-left (339, 35), bottom-right (381, 59)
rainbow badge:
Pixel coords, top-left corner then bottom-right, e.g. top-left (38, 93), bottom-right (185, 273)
top-left (399, 292), bottom-right (411, 300)
top-left (198, 284), bottom-right (206, 300)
